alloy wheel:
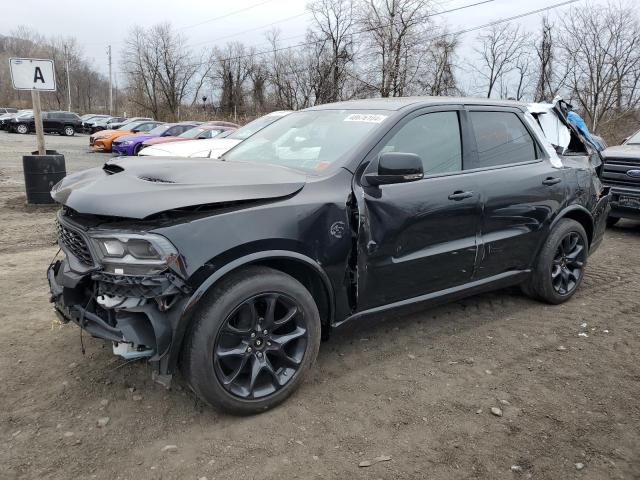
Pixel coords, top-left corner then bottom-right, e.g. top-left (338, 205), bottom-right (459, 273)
top-left (551, 231), bottom-right (586, 295)
top-left (17, 124), bottom-right (28, 134)
top-left (213, 292), bottom-right (308, 399)
top-left (64, 126), bottom-right (74, 136)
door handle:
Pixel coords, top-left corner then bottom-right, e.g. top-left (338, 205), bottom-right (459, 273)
top-left (448, 191), bottom-right (474, 201)
top-left (542, 177), bottom-right (562, 186)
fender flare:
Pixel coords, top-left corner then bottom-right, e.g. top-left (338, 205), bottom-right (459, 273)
top-left (164, 250), bottom-right (335, 374)
top-left (549, 204), bottom-right (594, 242)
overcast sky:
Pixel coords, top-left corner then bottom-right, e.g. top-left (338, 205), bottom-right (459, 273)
top-left (0, 0), bottom-right (626, 84)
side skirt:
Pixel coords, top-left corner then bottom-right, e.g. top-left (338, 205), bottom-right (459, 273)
top-left (333, 270), bottom-right (530, 328)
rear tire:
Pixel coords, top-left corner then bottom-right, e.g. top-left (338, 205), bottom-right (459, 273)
top-left (16, 124), bottom-right (28, 134)
top-left (63, 125), bottom-right (75, 136)
top-left (523, 219), bottom-right (588, 304)
top-left (182, 266), bottom-right (321, 415)
top-left (606, 215), bottom-right (620, 228)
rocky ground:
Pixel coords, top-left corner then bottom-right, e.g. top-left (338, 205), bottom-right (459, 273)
top-left (0, 131), bottom-right (639, 479)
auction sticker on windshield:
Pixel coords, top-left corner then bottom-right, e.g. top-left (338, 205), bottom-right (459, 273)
top-left (344, 113), bottom-right (387, 123)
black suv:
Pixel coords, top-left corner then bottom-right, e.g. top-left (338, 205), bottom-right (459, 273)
top-left (48, 98), bottom-right (609, 414)
top-left (600, 129), bottom-right (640, 225)
top-left (10, 111), bottom-right (82, 136)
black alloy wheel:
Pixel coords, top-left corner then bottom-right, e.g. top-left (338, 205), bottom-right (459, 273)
top-left (551, 231), bottom-right (586, 296)
top-left (522, 218), bottom-right (589, 304)
top-left (214, 292), bottom-right (308, 399)
top-left (182, 266), bottom-right (321, 414)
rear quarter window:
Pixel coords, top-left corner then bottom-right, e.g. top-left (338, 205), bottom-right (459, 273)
top-left (468, 111), bottom-right (539, 169)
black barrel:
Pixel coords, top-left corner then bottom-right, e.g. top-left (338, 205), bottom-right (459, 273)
top-left (22, 150), bottom-right (66, 204)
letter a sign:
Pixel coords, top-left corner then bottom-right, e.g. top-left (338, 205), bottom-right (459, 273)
top-left (9, 58), bottom-right (56, 91)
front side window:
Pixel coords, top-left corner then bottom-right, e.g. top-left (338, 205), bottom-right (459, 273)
top-left (380, 111), bottom-right (463, 175)
top-left (223, 110), bottom-right (389, 173)
top-left (469, 111), bottom-right (538, 168)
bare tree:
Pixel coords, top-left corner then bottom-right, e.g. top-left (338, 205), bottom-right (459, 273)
top-left (208, 42), bottom-right (254, 116)
top-left (307, 0), bottom-right (355, 103)
top-left (122, 23), bottom-right (203, 120)
top-left (359, 0), bottom-right (434, 97)
top-left (559, 1), bottom-right (640, 131)
top-left (420, 30), bottom-right (459, 96)
top-left (473, 23), bottom-right (527, 98)
top-left (265, 30), bottom-right (315, 110)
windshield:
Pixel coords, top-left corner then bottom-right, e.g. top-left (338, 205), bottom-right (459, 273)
top-left (117, 121), bottom-right (143, 131)
top-left (223, 110), bottom-right (389, 173)
top-left (626, 130), bottom-right (640, 144)
top-left (147, 124), bottom-right (170, 135)
top-left (227, 114), bottom-right (288, 140)
top-left (179, 126), bottom-right (208, 139)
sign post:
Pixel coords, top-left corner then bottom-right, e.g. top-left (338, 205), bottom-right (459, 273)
top-left (9, 58), bottom-right (66, 205)
top-left (9, 58), bottom-right (57, 155)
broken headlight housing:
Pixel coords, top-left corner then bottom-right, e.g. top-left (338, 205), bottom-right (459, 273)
top-left (90, 233), bottom-right (178, 275)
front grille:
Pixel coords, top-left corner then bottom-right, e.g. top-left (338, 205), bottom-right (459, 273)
top-left (602, 157), bottom-right (640, 189)
top-left (56, 220), bottom-right (93, 266)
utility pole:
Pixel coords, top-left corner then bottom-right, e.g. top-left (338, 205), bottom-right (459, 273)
top-left (107, 45), bottom-right (113, 115)
top-left (64, 44), bottom-right (71, 111)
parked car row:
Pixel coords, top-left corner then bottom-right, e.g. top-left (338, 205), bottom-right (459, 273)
top-left (90, 119), bottom-right (241, 154)
top-left (7, 111), bottom-right (83, 136)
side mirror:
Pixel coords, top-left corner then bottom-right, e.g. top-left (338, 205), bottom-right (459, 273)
top-left (131, 129), bottom-right (140, 133)
top-left (365, 152), bottom-right (424, 186)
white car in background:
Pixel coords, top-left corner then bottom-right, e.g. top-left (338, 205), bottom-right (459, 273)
top-left (138, 110), bottom-right (292, 158)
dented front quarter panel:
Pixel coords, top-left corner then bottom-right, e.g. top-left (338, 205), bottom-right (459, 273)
top-left (153, 168), bottom-right (356, 319)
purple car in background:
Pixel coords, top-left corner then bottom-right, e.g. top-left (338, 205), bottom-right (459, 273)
top-left (112, 122), bottom-right (200, 156)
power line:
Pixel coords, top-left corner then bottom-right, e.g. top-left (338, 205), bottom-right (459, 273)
top-left (178, 0), bottom-right (276, 31)
top-left (212, 0), bottom-right (579, 64)
top-left (116, 0), bottom-right (579, 79)
top-left (121, 0), bottom-right (497, 75)
top-left (189, 12), bottom-right (310, 47)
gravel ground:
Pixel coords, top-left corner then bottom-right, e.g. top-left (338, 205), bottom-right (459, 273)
top-left (0, 130), bottom-right (639, 480)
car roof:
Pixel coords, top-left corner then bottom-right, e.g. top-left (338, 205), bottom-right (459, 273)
top-left (308, 96), bottom-right (528, 111)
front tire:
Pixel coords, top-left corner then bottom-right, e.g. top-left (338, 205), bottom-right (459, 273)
top-left (182, 266), bottom-right (321, 415)
top-left (16, 124), bottom-right (28, 134)
top-left (524, 219), bottom-right (588, 304)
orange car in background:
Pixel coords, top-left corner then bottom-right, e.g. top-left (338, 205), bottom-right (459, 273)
top-left (89, 120), bottom-right (163, 152)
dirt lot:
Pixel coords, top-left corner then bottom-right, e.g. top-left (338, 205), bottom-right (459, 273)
top-left (0, 130), bottom-right (639, 480)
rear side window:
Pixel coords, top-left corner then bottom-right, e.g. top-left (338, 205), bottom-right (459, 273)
top-left (469, 111), bottom-right (538, 168)
top-left (381, 111), bottom-right (462, 175)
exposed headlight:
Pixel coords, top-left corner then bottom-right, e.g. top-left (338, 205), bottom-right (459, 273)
top-left (90, 233), bottom-right (178, 275)
top-left (121, 140), bottom-right (134, 146)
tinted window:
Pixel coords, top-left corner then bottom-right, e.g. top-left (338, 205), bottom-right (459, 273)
top-left (381, 111), bottom-right (462, 175)
top-left (469, 111), bottom-right (538, 168)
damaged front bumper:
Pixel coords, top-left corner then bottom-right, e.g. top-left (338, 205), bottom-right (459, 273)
top-left (47, 254), bottom-right (190, 376)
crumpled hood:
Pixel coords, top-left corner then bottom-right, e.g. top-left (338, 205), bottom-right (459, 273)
top-left (51, 157), bottom-right (307, 219)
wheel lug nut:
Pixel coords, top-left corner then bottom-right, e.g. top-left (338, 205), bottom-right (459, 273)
top-left (263, 329), bottom-right (268, 335)
top-left (257, 352), bottom-right (263, 358)
top-left (247, 347), bottom-right (252, 353)
top-left (266, 341), bottom-right (271, 346)
top-left (251, 332), bottom-right (256, 338)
